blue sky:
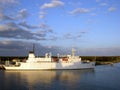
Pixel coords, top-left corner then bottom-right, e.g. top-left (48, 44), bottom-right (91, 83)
top-left (0, 0), bottom-right (120, 56)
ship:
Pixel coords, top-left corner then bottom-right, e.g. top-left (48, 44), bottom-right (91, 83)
top-left (3, 48), bottom-right (95, 70)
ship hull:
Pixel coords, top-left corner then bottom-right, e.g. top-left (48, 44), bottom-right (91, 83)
top-left (4, 62), bottom-right (95, 70)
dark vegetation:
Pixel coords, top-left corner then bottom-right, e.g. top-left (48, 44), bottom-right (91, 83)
top-left (81, 56), bottom-right (120, 65)
top-left (0, 56), bottom-right (120, 65)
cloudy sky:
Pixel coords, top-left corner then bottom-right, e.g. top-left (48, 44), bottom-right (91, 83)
top-left (0, 0), bottom-right (120, 56)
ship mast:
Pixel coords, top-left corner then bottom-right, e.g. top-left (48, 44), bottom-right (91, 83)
top-left (72, 48), bottom-right (76, 58)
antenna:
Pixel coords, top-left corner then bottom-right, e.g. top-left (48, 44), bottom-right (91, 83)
top-left (33, 43), bottom-right (35, 53)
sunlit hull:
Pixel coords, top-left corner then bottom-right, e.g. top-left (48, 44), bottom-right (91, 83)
top-left (4, 62), bottom-right (95, 70)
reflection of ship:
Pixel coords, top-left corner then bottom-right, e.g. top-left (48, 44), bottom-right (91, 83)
top-left (5, 71), bottom-right (56, 84)
top-left (4, 70), bottom-right (94, 90)
top-left (3, 48), bottom-right (95, 70)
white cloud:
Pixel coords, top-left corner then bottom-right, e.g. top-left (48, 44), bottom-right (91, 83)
top-left (0, 0), bottom-right (19, 13)
top-left (39, 23), bottom-right (49, 28)
top-left (108, 7), bottom-right (116, 12)
top-left (40, 0), bottom-right (64, 19)
top-left (18, 9), bottom-right (28, 19)
top-left (90, 13), bottom-right (97, 16)
top-left (0, 13), bottom-right (13, 20)
top-left (68, 1), bottom-right (82, 6)
top-left (41, 0), bottom-right (64, 9)
top-left (100, 3), bottom-right (108, 6)
top-left (1, 40), bottom-right (11, 45)
top-left (96, 0), bottom-right (101, 2)
top-left (69, 8), bottom-right (90, 15)
top-left (40, 14), bottom-right (45, 19)
top-left (0, 0), bottom-right (18, 4)
top-left (0, 23), bottom-right (17, 31)
top-left (39, 11), bottom-right (46, 19)
top-left (19, 21), bottom-right (39, 29)
top-left (64, 31), bottom-right (86, 39)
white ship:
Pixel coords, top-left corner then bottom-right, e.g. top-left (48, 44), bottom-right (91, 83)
top-left (3, 48), bottom-right (95, 70)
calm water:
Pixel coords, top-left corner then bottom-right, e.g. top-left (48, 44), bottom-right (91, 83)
top-left (0, 63), bottom-right (120, 90)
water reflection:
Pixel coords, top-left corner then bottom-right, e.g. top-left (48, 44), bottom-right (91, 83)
top-left (1, 63), bottom-right (120, 90)
top-left (4, 69), bottom-right (94, 90)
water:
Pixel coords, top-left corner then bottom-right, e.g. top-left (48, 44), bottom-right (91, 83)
top-left (0, 63), bottom-right (120, 90)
